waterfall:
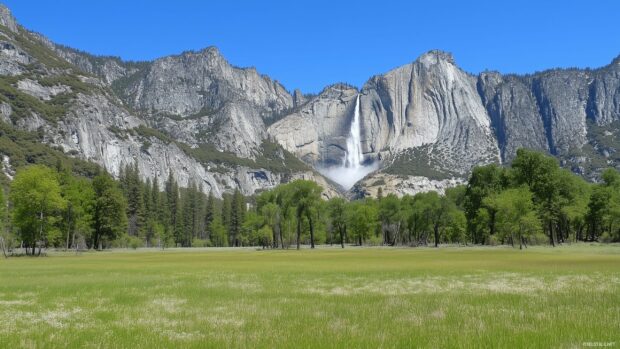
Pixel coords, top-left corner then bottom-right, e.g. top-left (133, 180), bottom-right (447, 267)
top-left (344, 95), bottom-right (363, 169)
top-left (318, 94), bottom-right (378, 190)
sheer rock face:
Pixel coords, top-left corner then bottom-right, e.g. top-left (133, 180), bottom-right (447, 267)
top-left (125, 48), bottom-right (293, 116)
top-left (0, 5), bottom-right (17, 33)
top-left (359, 51), bottom-right (500, 174)
top-left (477, 73), bottom-right (550, 162)
top-left (588, 58), bottom-right (620, 126)
top-left (271, 51), bottom-right (502, 176)
top-left (268, 84), bottom-right (357, 165)
top-left (110, 48), bottom-right (294, 159)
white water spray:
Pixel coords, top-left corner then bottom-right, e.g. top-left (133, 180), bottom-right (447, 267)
top-left (319, 94), bottom-right (378, 190)
top-left (344, 95), bottom-right (363, 168)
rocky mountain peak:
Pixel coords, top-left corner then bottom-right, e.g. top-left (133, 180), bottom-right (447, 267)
top-left (416, 50), bottom-right (456, 67)
top-left (0, 4), bottom-right (17, 33)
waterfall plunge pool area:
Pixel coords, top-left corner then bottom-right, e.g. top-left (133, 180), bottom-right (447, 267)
top-left (318, 94), bottom-right (379, 190)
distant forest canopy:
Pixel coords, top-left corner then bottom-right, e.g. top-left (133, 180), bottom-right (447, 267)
top-left (1, 148), bottom-right (620, 256)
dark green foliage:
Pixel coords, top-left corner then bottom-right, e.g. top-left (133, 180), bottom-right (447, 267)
top-left (229, 189), bottom-right (245, 246)
top-left (91, 172), bottom-right (127, 249)
top-left (120, 163), bottom-right (145, 237)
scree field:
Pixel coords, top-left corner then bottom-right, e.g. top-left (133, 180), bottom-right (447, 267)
top-left (1, 245), bottom-right (619, 348)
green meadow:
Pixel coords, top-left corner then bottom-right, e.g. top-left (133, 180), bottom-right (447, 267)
top-left (1, 245), bottom-right (619, 348)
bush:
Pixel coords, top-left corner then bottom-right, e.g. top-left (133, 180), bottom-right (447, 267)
top-left (128, 236), bottom-right (142, 250)
top-left (486, 234), bottom-right (500, 246)
top-left (366, 234), bottom-right (383, 246)
top-left (192, 238), bottom-right (208, 247)
top-left (528, 232), bottom-right (549, 245)
top-left (599, 232), bottom-right (613, 243)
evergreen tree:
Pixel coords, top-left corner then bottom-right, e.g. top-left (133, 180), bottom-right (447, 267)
top-left (204, 191), bottom-right (215, 241)
top-left (221, 194), bottom-right (232, 243)
top-left (165, 171), bottom-right (180, 246)
top-left (124, 163), bottom-right (145, 237)
top-left (91, 172), bottom-right (127, 249)
top-left (229, 189), bottom-right (245, 246)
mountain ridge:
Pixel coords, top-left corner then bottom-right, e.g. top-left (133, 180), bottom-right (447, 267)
top-left (0, 3), bottom-right (619, 198)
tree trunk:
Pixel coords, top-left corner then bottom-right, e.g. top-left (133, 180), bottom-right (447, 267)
top-left (296, 217), bottom-right (301, 250)
top-left (434, 224), bottom-right (440, 248)
top-left (339, 225), bottom-right (345, 249)
top-left (38, 210), bottom-right (44, 257)
top-left (548, 221), bottom-right (555, 247)
top-left (279, 222), bottom-right (285, 250)
top-left (308, 214), bottom-right (315, 249)
top-left (0, 237), bottom-right (7, 259)
top-left (65, 219), bottom-right (71, 251)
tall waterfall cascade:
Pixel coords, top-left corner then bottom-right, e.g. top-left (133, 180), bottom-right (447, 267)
top-left (344, 95), bottom-right (363, 169)
top-left (319, 94), bottom-right (378, 190)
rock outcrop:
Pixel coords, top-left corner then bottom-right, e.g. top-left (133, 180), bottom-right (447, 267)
top-left (268, 84), bottom-right (357, 165)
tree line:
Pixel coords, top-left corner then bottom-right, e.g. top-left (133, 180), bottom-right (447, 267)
top-left (1, 149), bottom-right (620, 256)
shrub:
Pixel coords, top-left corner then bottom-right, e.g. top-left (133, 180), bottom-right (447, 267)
top-left (486, 234), bottom-right (500, 246)
top-left (192, 238), bottom-right (208, 248)
top-left (528, 232), bottom-right (550, 245)
top-left (366, 234), bottom-right (383, 246)
top-left (128, 236), bottom-right (142, 250)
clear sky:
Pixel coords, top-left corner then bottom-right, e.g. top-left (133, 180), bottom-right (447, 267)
top-left (3, 0), bottom-right (620, 93)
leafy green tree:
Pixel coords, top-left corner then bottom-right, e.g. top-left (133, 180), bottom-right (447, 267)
top-left (328, 197), bottom-right (347, 248)
top-left (511, 149), bottom-right (561, 246)
top-left (464, 164), bottom-right (508, 244)
top-left (445, 208), bottom-right (467, 244)
top-left (11, 165), bottom-right (66, 255)
top-left (422, 191), bottom-right (449, 248)
top-left (490, 186), bottom-right (541, 249)
top-left (288, 180), bottom-right (322, 249)
top-left (210, 214), bottom-right (228, 247)
top-left (346, 199), bottom-right (378, 245)
top-left (61, 175), bottom-right (95, 250)
top-left (91, 172), bottom-right (127, 249)
top-left (261, 202), bottom-right (281, 248)
top-left (0, 187), bottom-right (7, 258)
top-left (586, 185), bottom-right (610, 241)
top-left (556, 169), bottom-right (591, 242)
top-left (378, 194), bottom-right (401, 245)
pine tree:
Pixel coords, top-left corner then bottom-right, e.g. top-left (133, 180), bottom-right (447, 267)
top-left (165, 171), bottom-right (180, 246)
top-left (195, 184), bottom-right (206, 239)
top-left (222, 194), bottom-right (232, 244)
top-left (125, 163), bottom-right (145, 237)
top-left (229, 189), bottom-right (245, 246)
top-left (205, 191), bottom-right (215, 241)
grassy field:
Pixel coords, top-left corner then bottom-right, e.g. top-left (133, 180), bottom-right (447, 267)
top-left (1, 245), bottom-right (619, 348)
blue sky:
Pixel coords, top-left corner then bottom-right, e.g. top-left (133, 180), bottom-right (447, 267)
top-left (4, 0), bottom-right (620, 93)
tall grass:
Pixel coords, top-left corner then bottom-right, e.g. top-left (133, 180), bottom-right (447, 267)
top-left (0, 244), bottom-right (618, 348)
